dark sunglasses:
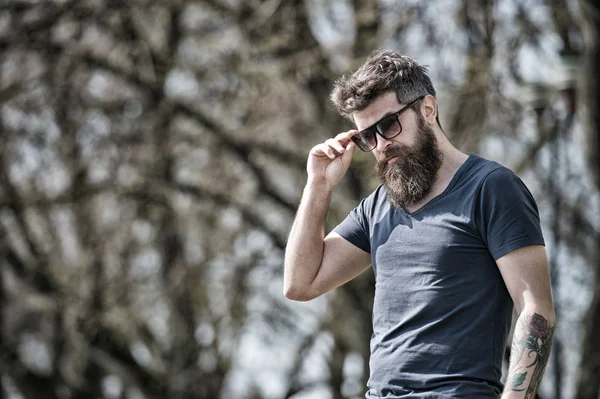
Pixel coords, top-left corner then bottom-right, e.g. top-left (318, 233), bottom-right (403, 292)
top-left (351, 96), bottom-right (425, 152)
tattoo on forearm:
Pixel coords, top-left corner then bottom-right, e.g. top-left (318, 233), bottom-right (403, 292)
top-left (506, 312), bottom-right (554, 398)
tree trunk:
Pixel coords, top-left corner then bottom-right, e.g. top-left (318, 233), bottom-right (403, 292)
top-left (575, 1), bottom-right (600, 398)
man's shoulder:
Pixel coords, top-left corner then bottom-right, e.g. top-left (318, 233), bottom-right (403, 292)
top-left (466, 153), bottom-right (505, 175)
top-left (468, 154), bottom-right (529, 190)
top-left (460, 154), bottom-right (517, 188)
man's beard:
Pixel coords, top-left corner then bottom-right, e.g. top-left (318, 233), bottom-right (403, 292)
top-left (374, 116), bottom-right (442, 210)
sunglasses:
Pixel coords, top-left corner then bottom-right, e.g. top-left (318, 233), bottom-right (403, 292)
top-left (351, 96), bottom-right (425, 152)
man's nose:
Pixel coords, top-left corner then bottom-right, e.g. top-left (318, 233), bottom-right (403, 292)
top-left (375, 134), bottom-right (393, 152)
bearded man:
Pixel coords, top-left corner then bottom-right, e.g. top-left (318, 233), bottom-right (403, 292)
top-left (283, 50), bottom-right (556, 399)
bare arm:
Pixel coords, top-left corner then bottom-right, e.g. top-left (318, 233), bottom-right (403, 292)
top-left (283, 131), bottom-right (371, 301)
top-left (498, 245), bottom-right (556, 399)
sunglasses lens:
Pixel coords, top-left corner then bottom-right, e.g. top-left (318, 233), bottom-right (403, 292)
top-left (352, 130), bottom-right (376, 151)
top-left (377, 116), bottom-right (401, 139)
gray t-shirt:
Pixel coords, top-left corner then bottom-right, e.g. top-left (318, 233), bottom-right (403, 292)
top-left (333, 154), bottom-right (544, 398)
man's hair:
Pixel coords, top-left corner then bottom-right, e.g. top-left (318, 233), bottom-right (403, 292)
top-left (330, 49), bottom-right (438, 123)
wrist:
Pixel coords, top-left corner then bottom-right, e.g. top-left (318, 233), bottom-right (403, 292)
top-left (306, 177), bottom-right (335, 192)
top-left (303, 179), bottom-right (335, 203)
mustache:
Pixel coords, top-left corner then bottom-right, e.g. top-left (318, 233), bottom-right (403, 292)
top-left (375, 145), bottom-right (410, 172)
top-left (381, 145), bottom-right (410, 162)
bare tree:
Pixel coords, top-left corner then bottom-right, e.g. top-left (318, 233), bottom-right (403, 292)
top-left (0, 1), bottom-right (598, 398)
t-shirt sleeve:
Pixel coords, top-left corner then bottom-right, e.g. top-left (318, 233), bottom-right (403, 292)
top-left (476, 167), bottom-right (545, 260)
top-left (333, 199), bottom-right (371, 254)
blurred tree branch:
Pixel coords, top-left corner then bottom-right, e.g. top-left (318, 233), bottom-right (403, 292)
top-left (0, 1), bottom-right (597, 398)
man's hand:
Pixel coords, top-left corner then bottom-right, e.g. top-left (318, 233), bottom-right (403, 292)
top-left (307, 130), bottom-right (357, 189)
top-left (283, 129), bottom-right (370, 301)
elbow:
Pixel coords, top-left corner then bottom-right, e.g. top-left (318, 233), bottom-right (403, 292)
top-left (539, 301), bottom-right (557, 327)
top-left (519, 303), bottom-right (557, 327)
top-left (283, 283), bottom-right (317, 302)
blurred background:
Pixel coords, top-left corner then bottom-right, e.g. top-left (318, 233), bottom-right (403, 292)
top-left (0, 0), bottom-right (599, 398)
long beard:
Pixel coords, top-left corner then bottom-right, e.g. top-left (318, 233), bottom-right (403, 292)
top-left (374, 117), bottom-right (442, 210)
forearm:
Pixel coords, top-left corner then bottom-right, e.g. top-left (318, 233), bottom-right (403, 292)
top-left (283, 182), bottom-right (333, 299)
top-left (502, 308), bottom-right (556, 398)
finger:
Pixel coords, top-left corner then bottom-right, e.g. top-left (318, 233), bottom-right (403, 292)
top-left (334, 129), bottom-right (358, 140)
top-left (325, 138), bottom-right (346, 155)
top-left (310, 143), bottom-right (337, 159)
top-left (309, 143), bottom-right (327, 157)
top-left (335, 130), bottom-right (359, 146)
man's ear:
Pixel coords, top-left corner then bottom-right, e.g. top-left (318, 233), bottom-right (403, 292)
top-left (421, 95), bottom-right (438, 125)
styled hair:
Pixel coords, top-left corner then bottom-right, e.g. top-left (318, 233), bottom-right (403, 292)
top-left (330, 49), bottom-right (438, 122)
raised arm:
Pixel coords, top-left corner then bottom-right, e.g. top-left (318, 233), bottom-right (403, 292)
top-left (283, 131), bottom-right (371, 301)
top-left (498, 245), bottom-right (556, 399)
